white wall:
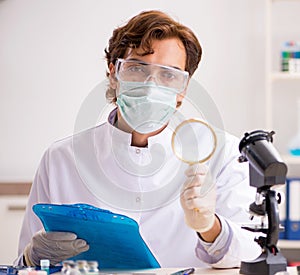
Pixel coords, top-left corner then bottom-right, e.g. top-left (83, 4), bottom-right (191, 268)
top-left (0, 0), bottom-right (268, 181)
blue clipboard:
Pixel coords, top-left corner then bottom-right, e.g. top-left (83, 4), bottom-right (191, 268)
top-left (33, 203), bottom-right (160, 269)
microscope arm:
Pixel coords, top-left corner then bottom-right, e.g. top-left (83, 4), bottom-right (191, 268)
top-left (265, 189), bottom-right (280, 253)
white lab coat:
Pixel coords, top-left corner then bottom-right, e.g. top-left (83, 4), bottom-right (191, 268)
top-left (16, 112), bottom-right (261, 268)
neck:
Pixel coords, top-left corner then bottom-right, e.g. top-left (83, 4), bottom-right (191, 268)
top-left (115, 109), bottom-right (166, 147)
top-left (131, 132), bottom-right (149, 147)
top-left (131, 125), bottom-right (167, 147)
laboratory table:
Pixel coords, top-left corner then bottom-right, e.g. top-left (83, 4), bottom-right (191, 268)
top-left (66, 267), bottom-right (298, 275)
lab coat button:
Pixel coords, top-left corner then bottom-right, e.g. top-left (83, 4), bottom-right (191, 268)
top-left (214, 250), bottom-right (221, 255)
top-left (136, 148), bottom-right (141, 154)
top-left (136, 196), bottom-right (141, 202)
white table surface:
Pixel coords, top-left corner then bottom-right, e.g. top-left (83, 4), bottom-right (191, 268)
top-left (87, 266), bottom-right (298, 275)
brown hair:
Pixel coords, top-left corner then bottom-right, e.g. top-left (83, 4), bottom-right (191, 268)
top-left (105, 10), bottom-right (202, 102)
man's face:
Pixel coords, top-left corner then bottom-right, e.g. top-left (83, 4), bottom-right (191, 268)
top-left (124, 38), bottom-right (187, 106)
top-left (109, 38), bottom-right (188, 136)
top-left (109, 38), bottom-right (188, 106)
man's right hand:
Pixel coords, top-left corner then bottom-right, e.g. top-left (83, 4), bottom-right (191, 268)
top-left (24, 230), bottom-right (89, 266)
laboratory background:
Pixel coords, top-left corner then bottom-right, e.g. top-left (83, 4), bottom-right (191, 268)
top-left (1, 0), bottom-right (300, 267)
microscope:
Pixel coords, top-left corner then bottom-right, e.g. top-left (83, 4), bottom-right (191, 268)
top-left (238, 130), bottom-right (288, 275)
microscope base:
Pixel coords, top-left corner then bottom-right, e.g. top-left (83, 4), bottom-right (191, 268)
top-left (239, 249), bottom-right (287, 275)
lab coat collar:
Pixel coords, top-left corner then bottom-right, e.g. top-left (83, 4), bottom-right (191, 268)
top-left (106, 107), bottom-right (174, 151)
top-left (106, 108), bottom-right (131, 143)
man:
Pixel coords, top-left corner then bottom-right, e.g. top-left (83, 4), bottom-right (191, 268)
top-left (15, 10), bottom-right (261, 268)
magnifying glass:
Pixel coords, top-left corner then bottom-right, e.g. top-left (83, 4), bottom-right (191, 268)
top-left (171, 118), bottom-right (217, 211)
top-left (171, 118), bottom-right (217, 165)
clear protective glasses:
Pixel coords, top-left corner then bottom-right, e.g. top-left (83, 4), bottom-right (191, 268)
top-left (115, 58), bottom-right (189, 93)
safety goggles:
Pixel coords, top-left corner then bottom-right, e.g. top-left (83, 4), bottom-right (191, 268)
top-left (115, 58), bottom-right (189, 93)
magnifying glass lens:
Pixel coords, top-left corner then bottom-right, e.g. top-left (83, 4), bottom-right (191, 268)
top-left (172, 119), bottom-right (217, 164)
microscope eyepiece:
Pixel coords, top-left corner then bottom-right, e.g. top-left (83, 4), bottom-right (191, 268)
top-left (238, 130), bottom-right (287, 188)
top-left (239, 130), bottom-right (275, 153)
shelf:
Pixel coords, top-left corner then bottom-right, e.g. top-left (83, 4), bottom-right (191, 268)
top-left (278, 239), bottom-right (300, 249)
top-left (271, 72), bottom-right (300, 81)
top-left (265, 0), bottom-right (300, 131)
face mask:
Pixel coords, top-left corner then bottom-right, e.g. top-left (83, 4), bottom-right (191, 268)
top-left (116, 81), bottom-right (178, 134)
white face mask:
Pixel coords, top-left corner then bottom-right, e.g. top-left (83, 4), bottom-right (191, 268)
top-left (116, 81), bottom-right (178, 134)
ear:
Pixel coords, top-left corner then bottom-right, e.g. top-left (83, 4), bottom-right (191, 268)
top-left (108, 63), bottom-right (118, 89)
top-left (176, 88), bottom-right (188, 108)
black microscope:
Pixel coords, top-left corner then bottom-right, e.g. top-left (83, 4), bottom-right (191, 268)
top-left (238, 130), bottom-right (288, 275)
